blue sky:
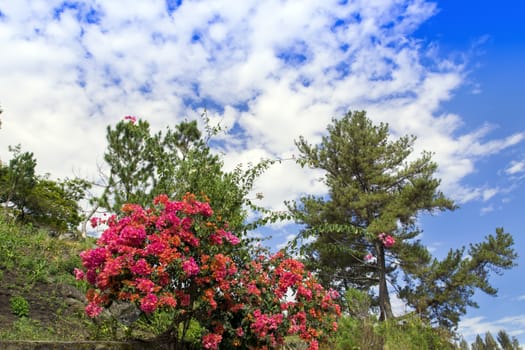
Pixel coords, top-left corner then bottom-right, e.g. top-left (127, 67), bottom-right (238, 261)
top-left (0, 0), bottom-right (524, 344)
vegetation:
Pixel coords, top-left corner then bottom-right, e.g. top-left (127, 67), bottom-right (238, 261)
top-left (289, 111), bottom-right (518, 331)
top-left (289, 110), bottom-right (457, 321)
top-left (465, 330), bottom-right (521, 350)
top-left (0, 144), bottom-right (90, 234)
top-left (0, 215), bottom-right (94, 340)
top-left (0, 112), bottom-right (521, 349)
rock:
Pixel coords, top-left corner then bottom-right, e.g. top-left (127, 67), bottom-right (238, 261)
top-left (57, 284), bottom-right (85, 302)
top-left (109, 302), bottom-right (141, 326)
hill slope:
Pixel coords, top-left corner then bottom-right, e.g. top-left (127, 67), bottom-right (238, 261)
top-left (0, 217), bottom-right (95, 340)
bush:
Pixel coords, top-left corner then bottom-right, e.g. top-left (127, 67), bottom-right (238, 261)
top-left (76, 194), bottom-right (342, 350)
top-left (333, 289), bottom-right (456, 350)
top-left (10, 295), bottom-right (29, 318)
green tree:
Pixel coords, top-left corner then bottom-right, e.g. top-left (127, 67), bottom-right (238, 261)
top-left (0, 145), bottom-right (37, 219)
top-left (23, 176), bottom-right (89, 233)
top-left (472, 334), bottom-right (486, 350)
top-left (97, 115), bottom-right (274, 238)
top-left (289, 110), bottom-right (455, 321)
top-left (459, 338), bottom-right (471, 350)
top-left (0, 145), bottom-right (90, 232)
top-left (100, 118), bottom-right (157, 212)
top-left (497, 329), bottom-right (521, 350)
top-left (485, 331), bottom-right (500, 350)
top-left (100, 117), bottom-right (232, 212)
top-left (399, 228), bottom-right (517, 329)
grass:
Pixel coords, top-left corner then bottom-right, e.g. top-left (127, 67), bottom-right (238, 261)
top-left (0, 216), bottom-right (96, 341)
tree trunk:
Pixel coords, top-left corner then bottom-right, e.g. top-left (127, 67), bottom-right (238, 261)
top-left (377, 242), bottom-right (393, 321)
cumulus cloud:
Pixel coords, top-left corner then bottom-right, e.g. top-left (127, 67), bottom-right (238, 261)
top-left (0, 0), bottom-right (522, 215)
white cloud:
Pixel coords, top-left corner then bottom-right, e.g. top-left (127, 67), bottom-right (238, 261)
top-left (482, 188), bottom-right (499, 202)
top-left (506, 160), bottom-right (525, 175)
top-left (0, 0), bottom-right (522, 213)
top-left (459, 314), bottom-right (525, 344)
top-left (480, 205), bottom-right (494, 215)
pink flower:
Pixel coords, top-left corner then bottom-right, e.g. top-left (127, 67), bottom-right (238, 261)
top-left (328, 288), bottom-right (340, 299)
top-left (85, 302), bottom-right (103, 318)
top-left (86, 269), bottom-right (97, 285)
top-left (74, 268), bottom-right (85, 281)
top-left (182, 257), bottom-right (200, 277)
top-left (378, 233), bottom-right (396, 248)
top-left (130, 258), bottom-right (152, 276)
top-left (197, 202), bottom-right (213, 217)
top-left (90, 216), bottom-right (99, 228)
top-left (236, 327), bottom-right (244, 337)
top-left (136, 278), bottom-right (156, 293)
top-left (124, 115), bottom-right (137, 124)
top-left (247, 282), bottom-right (261, 296)
top-left (80, 247), bottom-right (108, 269)
top-left (145, 241), bottom-right (167, 255)
top-left (224, 231), bottom-right (240, 245)
top-left (298, 285), bottom-right (313, 300)
top-left (118, 225), bottom-right (146, 247)
top-left (308, 339), bottom-right (319, 350)
top-left (140, 293), bottom-right (158, 313)
top-left (364, 253), bottom-right (376, 263)
top-left (202, 333), bottom-right (222, 350)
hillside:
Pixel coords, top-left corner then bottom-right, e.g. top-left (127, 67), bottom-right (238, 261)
top-left (0, 217), bottom-right (204, 349)
top-left (0, 216), bottom-right (98, 341)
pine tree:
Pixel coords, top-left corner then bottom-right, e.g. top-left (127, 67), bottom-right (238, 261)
top-left (497, 329), bottom-right (521, 350)
top-left (471, 334), bottom-right (486, 350)
top-left (485, 331), bottom-right (500, 350)
top-left (459, 338), bottom-right (471, 350)
top-left (289, 110), bottom-right (456, 320)
top-left (97, 116), bottom-right (273, 237)
top-left (100, 118), bottom-right (157, 212)
top-left (399, 228), bottom-right (517, 329)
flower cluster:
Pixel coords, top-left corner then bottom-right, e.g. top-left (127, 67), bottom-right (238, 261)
top-left (224, 249), bottom-right (341, 349)
top-left (123, 115), bottom-right (137, 124)
top-left (76, 194), bottom-right (340, 349)
top-left (378, 232), bottom-right (396, 248)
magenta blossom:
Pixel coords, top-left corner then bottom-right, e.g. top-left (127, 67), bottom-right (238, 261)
top-left (182, 257), bottom-right (200, 277)
top-left (140, 293), bottom-right (158, 313)
top-left (378, 232), bottom-right (396, 248)
top-left (124, 115), bottom-right (137, 124)
top-left (85, 302), bottom-right (103, 318)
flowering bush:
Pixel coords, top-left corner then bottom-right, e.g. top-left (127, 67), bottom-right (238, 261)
top-left (76, 194), bottom-right (340, 349)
